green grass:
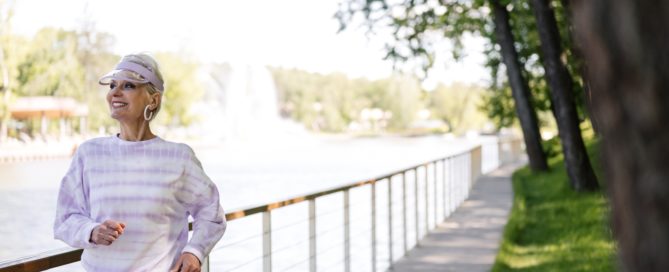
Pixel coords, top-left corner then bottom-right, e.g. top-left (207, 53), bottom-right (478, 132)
top-left (493, 140), bottom-right (618, 271)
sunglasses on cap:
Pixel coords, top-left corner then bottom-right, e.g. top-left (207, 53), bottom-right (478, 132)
top-left (99, 61), bottom-right (164, 92)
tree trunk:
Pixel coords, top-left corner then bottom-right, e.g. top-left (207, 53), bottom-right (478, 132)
top-left (560, 0), bottom-right (600, 135)
top-left (530, 0), bottom-right (598, 190)
top-left (490, 0), bottom-right (548, 171)
top-left (574, 0), bottom-right (669, 270)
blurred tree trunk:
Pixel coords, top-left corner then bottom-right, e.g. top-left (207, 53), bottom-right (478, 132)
top-left (574, 0), bottom-right (669, 270)
top-left (490, 0), bottom-right (548, 171)
top-left (560, 0), bottom-right (599, 135)
top-left (530, 0), bottom-right (598, 190)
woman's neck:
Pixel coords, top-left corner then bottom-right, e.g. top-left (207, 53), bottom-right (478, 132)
top-left (118, 120), bottom-right (156, 141)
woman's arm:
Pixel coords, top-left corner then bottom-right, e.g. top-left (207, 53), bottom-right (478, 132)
top-left (53, 149), bottom-right (99, 248)
top-left (177, 145), bottom-right (227, 263)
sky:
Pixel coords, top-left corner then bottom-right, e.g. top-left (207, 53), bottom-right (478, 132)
top-left (11, 0), bottom-right (490, 89)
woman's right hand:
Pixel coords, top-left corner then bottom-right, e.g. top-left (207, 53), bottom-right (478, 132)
top-left (90, 220), bottom-right (126, 245)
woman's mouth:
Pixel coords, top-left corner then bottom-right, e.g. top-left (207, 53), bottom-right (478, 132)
top-left (112, 102), bottom-right (128, 108)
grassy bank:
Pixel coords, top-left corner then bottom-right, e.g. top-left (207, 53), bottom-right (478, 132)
top-left (493, 140), bottom-right (617, 271)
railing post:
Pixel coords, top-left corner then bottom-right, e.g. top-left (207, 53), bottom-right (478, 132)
top-left (442, 158), bottom-right (447, 220)
top-left (414, 168), bottom-right (419, 246)
top-left (388, 177), bottom-right (394, 268)
top-left (263, 211), bottom-right (272, 272)
top-left (466, 154), bottom-right (471, 200)
top-left (458, 157), bottom-right (463, 204)
top-left (344, 189), bottom-right (351, 272)
top-left (445, 160), bottom-right (449, 215)
top-left (514, 138), bottom-right (523, 161)
top-left (309, 199), bottom-right (317, 272)
top-left (467, 153), bottom-right (472, 198)
top-left (455, 155), bottom-right (465, 204)
top-left (462, 156), bottom-right (466, 202)
top-left (202, 256), bottom-right (210, 272)
top-left (402, 172), bottom-right (408, 255)
top-left (371, 181), bottom-right (377, 272)
top-left (453, 157), bottom-right (457, 207)
top-left (460, 156), bottom-right (471, 201)
top-left (468, 153), bottom-right (472, 198)
top-left (498, 138), bottom-right (505, 165)
top-left (464, 154), bottom-right (469, 199)
top-left (463, 156), bottom-right (467, 202)
top-left (433, 162), bottom-right (438, 227)
top-left (470, 146), bottom-right (482, 190)
top-left (448, 156), bottom-right (458, 211)
top-left (424, 165), bottom-right (429, 235)
top-left (511, 138), bottom-right (516, 162)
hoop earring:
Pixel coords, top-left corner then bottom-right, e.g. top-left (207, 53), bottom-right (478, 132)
top-left (144, 105), bottom-right (154, 121)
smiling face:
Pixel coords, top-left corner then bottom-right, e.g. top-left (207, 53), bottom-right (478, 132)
top-left (106, 80), bottom-right (153, 123)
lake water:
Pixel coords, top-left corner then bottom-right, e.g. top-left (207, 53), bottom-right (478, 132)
top-left (0, 134), bottom-right (497, 271)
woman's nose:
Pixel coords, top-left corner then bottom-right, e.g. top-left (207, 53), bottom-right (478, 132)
top-left (109, 86), bottom-right (122, 96)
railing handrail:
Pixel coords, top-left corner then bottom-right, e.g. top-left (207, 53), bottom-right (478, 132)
top-left (0, 248), bottom-right (82, 271)
top-left (0, 137), bottom-right (522, 271)
top-left (225, 147), bottom-right (473, 221)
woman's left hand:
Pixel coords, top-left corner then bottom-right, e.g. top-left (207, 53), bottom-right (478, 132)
top-left (170, 252), bottom-right (201, 272)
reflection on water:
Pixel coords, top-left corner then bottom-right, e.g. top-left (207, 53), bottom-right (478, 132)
top-left (0, 134), bottom-right (486, 269)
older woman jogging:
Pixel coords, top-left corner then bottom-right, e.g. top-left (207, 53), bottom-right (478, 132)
top-left (53, 53), bottom-right (226, 272)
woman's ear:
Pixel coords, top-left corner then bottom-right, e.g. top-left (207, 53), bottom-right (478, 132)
top-left (150, 92), bottom-right (162, 110)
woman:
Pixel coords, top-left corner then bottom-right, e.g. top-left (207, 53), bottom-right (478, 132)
top-left (54, 53), bottom-right (226, 272)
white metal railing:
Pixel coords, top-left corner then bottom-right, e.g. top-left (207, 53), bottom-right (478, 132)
top-left (203, 137), bottom-right (522, 272)
top-left (0, 137), bottom-right (524, 272)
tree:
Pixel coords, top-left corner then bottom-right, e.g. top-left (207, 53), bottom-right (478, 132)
top-left (574, 0), bottom-right (669, 269)
top-left (490, 0), bottom-right (548, 170)
top-left (0, 0), bottom-right (16, 142)
top-left (154, 52), bottom-right (204, 127)
top-left (482, 0), bottom-right (593, 134)
top-left (76, 14), bottom-right (119, 133)
top-left (271, 67), bottom-right (365, 132)
top-left (558, 0), bottom-right (599, 134)
top-left (530, 0), bottom-right (598, 190)
top-left (377, 74), bottom-right (423, 130)
top-left (336, 0), bottom-right (549, 171)
top-left (270, 66), bottom-right (423, 132)
top-left (15, 28), bottom-right (86, 99)
top-left (430, 83), bottom-right (482, 134)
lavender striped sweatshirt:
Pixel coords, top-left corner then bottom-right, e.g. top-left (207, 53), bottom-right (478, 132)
top-left (54, 135), bottom-right (227, 271)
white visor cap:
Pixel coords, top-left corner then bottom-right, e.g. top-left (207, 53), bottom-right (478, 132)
top-left (99, 61), bottom-right (164, 92)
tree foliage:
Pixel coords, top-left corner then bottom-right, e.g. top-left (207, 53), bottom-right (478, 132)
top-left (154, 52), bottom-right (204, 127)
top-left (0, 0), bottom-right (17, 140)
top-left (336, 0), bottom-right (486, 72)
top-left (271, 66), bottom-right (488, 134)
top-left (0, 21), bottom-right (205, 137)
top-left (270, 67), bottom-right (425, 132)
top-left (336, 0), bottom-right (589, 131)
top-left (430, 82), bottom-right (487, 134)
top-left (15, 28), bottom-right (85, 99)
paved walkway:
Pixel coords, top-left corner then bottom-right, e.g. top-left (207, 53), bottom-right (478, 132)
top-left (392, 162), bottom-right (524, 272)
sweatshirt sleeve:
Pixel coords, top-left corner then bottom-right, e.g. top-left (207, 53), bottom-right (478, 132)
top-left (53, 147), bottom-right (98, 248)
top-left (177, 145), bottom-right (227, 262)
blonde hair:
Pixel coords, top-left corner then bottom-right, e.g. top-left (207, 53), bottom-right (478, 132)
top-left (120, 53), bottom-right (164, 120)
